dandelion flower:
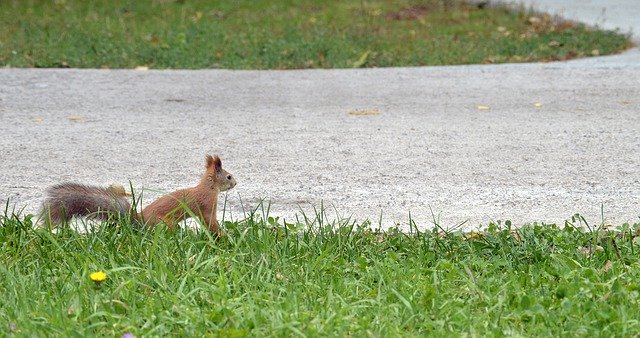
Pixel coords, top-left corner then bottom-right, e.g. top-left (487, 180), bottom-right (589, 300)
top-left (90, 271), bottom-right (107, 283)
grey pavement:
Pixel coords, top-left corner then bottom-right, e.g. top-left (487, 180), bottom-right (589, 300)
top-left (1, 1), bottom-right (639, 230)
top-left (509, 0), bottom-right (640, 40)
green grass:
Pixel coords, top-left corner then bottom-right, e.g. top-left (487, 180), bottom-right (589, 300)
top-left (0, 0), bottom-right (631, 69)
top-left (2, 205), bottom-right (640, 336)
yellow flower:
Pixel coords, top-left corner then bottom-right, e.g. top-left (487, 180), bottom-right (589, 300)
top-left (90, 271), bottom-right (107, 283)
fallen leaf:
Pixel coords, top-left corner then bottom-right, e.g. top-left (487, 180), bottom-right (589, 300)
top-left (209, 10), bottom-right (225, 19)
top-left (527, 16), bottom-right (542, 25)
top-left (349, 108), bottom-right (381, 116)
top-left (477, 105), bottom-right (491, 111)
top-left (603, 260), bottom-right (613, 272)
top-left (578, 246), bottom-right (590, 256)
top-left (548, 40), bottom-right (561, 48)
top-left (482, 56), bottom-right (498, 64)
top-left (385, 5), bottom-right (428, 20)
top-left (464, 231), bottom-right (483, 240)
top-left (191, 11), bottom-right (203, 23)
top-left (579, 244), bottom-right (604, 256)
top-left (68, 115), bottom-right (86, 123)
top-left (150, 36), bottom-right (161, 45)
top-left (352, 50), bottom-right (371, 68)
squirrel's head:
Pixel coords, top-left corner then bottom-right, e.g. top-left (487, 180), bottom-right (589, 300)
top-left (204, 154), bottom-right (237, 192)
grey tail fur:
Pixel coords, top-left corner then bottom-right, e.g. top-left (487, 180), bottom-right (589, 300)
top-left (41, 182), bottom-right (131, 224)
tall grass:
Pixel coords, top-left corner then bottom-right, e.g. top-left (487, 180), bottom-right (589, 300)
top-left (2, 203), bottom-right (640, 336)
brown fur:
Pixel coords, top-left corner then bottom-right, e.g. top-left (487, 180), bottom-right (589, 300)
top-left (141, 155), bottom-right (236, 234)
top-left (41, 155), bottom-right (237, 235)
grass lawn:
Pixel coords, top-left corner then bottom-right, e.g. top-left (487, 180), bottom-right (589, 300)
top-left (2, 207), bottom-right (640, 336)
top-left (0, 0), bottom-right (631, 69)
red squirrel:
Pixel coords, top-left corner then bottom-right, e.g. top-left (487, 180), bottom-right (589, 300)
top-left (41, 155), bottom-right (237, 235)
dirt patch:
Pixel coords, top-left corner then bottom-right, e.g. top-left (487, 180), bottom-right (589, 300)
top-left (385, 5), bottom-right (430, 21)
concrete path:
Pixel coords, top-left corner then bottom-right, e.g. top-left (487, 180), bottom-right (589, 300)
top-left (510, 0), bottom-right (640, 40)
top-left (1, 1), bottom-right (639, 230)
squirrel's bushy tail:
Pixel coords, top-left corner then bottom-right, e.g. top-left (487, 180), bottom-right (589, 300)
top-left (41, 183), bottom-right (131, 224)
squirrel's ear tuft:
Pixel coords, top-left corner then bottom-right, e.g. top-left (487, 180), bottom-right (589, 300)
top-left (206, 154), bottom-right (222, 171)
top-left (214, 155), bottom-right (222, 171)
top-left (205, 155), bottom-right (214, 169)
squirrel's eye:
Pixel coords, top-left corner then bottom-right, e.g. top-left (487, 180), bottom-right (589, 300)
top-left (227, 175), bottom-right (232, 180)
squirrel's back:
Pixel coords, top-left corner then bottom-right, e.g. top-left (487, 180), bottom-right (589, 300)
top-left (42, 183), bottom-right (131, 224)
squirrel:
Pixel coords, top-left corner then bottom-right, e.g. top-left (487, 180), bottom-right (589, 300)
top-left (41, 155), bottom-right (237, 235)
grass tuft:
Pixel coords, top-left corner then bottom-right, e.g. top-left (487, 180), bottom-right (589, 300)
top-left (2, 205), bottom-right (640, 336)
